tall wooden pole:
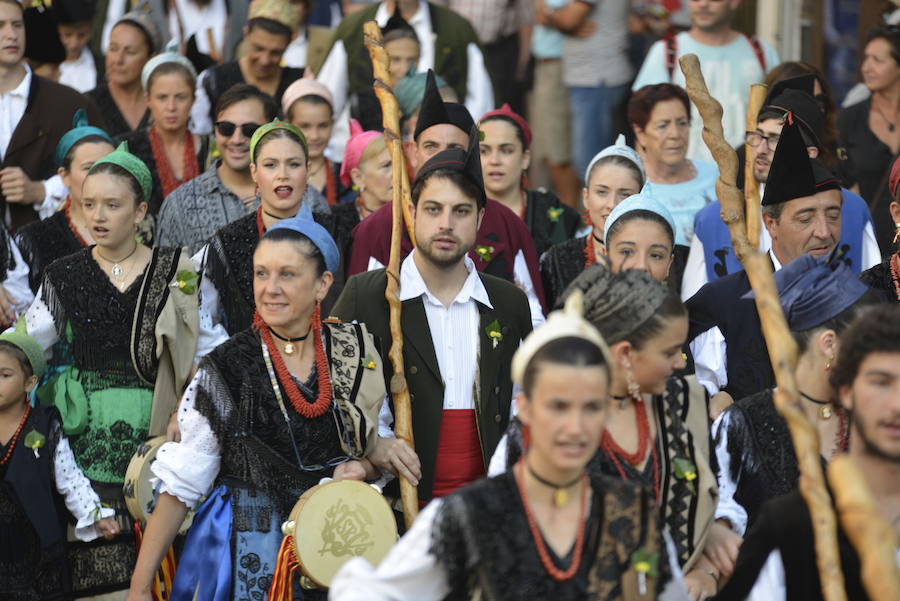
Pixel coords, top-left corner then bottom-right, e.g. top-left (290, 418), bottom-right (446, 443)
top-left (679, 54), bottom-right (848, 601)
top-left (363, 21), bottom-right (418, 528)
top-left (743, 84), bottom-right (767, 248)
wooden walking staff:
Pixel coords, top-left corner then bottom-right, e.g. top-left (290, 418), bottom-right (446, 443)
top-left (678, 54), bottom-right (848, 601)
top-left (743, 84), bottom-right (767, 248)
top-left (363, 20), bottom-right (419, 527)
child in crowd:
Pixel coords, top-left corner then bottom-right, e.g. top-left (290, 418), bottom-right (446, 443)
top-left (0, 325), bottom-right (117, 600)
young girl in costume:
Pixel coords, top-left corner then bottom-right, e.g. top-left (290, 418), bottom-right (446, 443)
top-left (21, 143), bottom-right (199, 598)
top-left (0, 326), bottom-right (118, 600)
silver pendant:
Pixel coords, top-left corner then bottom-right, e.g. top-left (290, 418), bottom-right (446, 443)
top-left (284, 342), bottom-right (295, 355)
top-left (111, 263), bottom-right (123, 278)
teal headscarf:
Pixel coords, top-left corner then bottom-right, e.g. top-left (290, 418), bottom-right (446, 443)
top-left (604, 193), bottom-right (678, 248)
top-left (249, 119), bottom-right (308, 163)
top-left (395, 68), bottom-right (449, 118)
top-left (55, 109), bottom-right (113, 168)
top-left (89, 142), bottom-right (152, 202)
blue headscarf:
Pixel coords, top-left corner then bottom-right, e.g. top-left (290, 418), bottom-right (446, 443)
top-left (55, 109), bottom-right (113, 167)
top-left (265, 205), bottom-right (340, 274)
top-left (744, 254), bottom-right (871, 332)
top-left (604, 193), bottom-right (678, 248)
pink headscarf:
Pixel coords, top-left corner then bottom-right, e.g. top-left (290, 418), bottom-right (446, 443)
top-left (340, 119), bottom-right (383, 187)
top-left (281, 68), bottom-right (334, 117)
top-left (479, 103), bottom-right (532, 148)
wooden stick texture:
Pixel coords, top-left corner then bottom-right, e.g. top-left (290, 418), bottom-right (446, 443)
top-left (363, 20), bottom-right (419, 528)
top-left (678, 54), bottom-right (848, 601)
top-left (743, 84), bottom-right (767, 248)
top-left (828, 456), bottom-right (900, 601)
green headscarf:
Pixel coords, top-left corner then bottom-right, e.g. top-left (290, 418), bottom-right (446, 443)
top-left (89, 142), bottom-right (152, 202)
top-left (0, 320), bottom-right (46, 381)
top-left (249, 119), bottom-right (309, 164)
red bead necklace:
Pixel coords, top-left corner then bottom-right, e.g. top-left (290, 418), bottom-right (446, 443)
top-left (514, 460), bottom-right (588, 582)
top-left (600, 399), bottom-right (660, 501)
top-left (890, 252), bottom-right (900, 302)
top-left (253, 309), bottom-right (333, 419)
top-left (64, 197), bottom-right (89, 247)
top-left (149, 127), bottom-right (200, 199)
top-left (583, 235), bottom-right (596, 267)
top-left (0, 405), bottom-right (31, 466)
top-left (256, 206), bottom-right (265, 238)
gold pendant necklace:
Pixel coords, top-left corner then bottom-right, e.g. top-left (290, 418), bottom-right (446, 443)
top-left (268, 325), bottom-right (311, 355)
top-left (527, 463), bottom-right (583, 509)
top-left (801, 391), bottom-right (833, 421)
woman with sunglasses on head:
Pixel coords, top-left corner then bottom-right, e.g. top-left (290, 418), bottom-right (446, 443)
top-left (195, 120), bottom-right (339, 360)
top-left (19, 143), bottom-right (199, 599)
top-left (331, 293), bottom-right (689, 601)
top-left (127, 212), bottom-right (409, 601)
top-left (493, 268), bottom-right (719, 601)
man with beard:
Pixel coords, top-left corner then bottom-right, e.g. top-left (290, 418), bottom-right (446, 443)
top-left (687, 119), bottom-right (844, 404)
top-left (346, 70), bottom-right (546, 322)
top-left (632, 0), bottom-right (779, 163)
top-left (716, 304), bottom-right (900, 601)
top-left (156, 84), bottom-right (278, 254)
top-left (683, 75), bottom-right (881, 300)
top-left (331, 131), bottom-right (533, 506)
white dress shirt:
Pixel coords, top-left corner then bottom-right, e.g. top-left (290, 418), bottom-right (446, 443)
top-left (317, 0), bottom-right (494, 158)
top-left (59, 48), bottom-right (97, 93)
top-left (0, 65), bottom-right (31, 161)
top-left (398, 250), bottom-right (486, 410)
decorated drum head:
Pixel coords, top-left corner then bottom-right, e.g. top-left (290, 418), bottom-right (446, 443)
top-left (123, 436), bottom-right (194, 534)
top-left (289, 479), bottom-right (397, 588)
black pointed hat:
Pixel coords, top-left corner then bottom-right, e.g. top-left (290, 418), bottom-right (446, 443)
top-left (414, 124), bottom-right (486, 208)
top-left (24, 2), bottom-right (65, 65)
top-left (382, 8), bottom-right (418, 42)
top-left (52, 0), bottom-right (95, 24)
top-left (758, 74), bottom-right (823, 148)
top-left (413, 69), bottom-right (474, 141)
top-left (761, 119), bottom-right (840, 206)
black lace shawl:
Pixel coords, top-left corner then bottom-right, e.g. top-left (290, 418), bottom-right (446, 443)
top-left (431, 471), bottom-right (670, 601)
top-left (860, 256), bottom-right (899, 302)
top-left (541, 236), bottom-right (588, 309)
top-left (523, 189), bottom-right (581, 257)
top-left (86, 85), bottom-right (151, 140)
top-left (718, 388), bottom-right (814, 530)
top-left (193, 327), bottom-right (350, 524)
top-left (17, 210), bottom-right (85, 293)
top-left (504, 376), bottom-right (709, 566)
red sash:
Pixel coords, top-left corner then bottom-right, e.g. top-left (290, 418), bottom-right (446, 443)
top-left (430, 409), bottom-right (485, 500)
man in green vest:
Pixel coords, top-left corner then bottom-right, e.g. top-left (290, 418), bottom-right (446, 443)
top-left (317, 0), bottom-right (493, 159)
top-left (331, 129), bottom-right (532, 504)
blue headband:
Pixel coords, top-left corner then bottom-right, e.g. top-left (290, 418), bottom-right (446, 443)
top-left (604, 193), bottom-right (678, 248)
top-left (744, 254), bottom-right (870, 332)
top-left (55, 109), bottom-right (113, 167)
top-left (265, 205), bottom-right (340, 274)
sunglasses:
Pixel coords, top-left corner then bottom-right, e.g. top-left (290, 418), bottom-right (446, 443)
top-left (214, 121), bottom-right (260, 139)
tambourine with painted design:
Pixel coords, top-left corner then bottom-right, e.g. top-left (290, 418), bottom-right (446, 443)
top-left (273, 478), bottom-right (398, 592)
top-left (122, 436), bottom-right (194, 534)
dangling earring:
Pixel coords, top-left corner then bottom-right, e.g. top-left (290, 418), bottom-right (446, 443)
top-left (623, 359), bottom-right (641, 404)
top-left (893, 222), bottom-right (900, 245)
top-left (522, 423), bottom-right (531, 450)
top-left (825, 356), bottom-right (832, 372)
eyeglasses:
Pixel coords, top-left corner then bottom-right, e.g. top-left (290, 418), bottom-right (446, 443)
top-left (745, 130), bottom-right (780, 150)
top-left (214, 121), bottom-right (261, 139)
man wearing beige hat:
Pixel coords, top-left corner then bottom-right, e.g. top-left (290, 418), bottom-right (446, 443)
top-left (190, 0), bottom-right (304, 135)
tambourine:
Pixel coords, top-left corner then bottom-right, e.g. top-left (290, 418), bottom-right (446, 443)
top-left (281, 478), bottom-right (398, 589)
top-left (123, 436), bottom-right (194, 534)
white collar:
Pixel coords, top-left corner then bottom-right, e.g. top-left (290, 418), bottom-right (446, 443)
top-left (5, 63), bottom-right (31, 99)
top-left (399, 250), bottom-right (493, 309)
top-left (375, 0), bottom-right (430, 28)
top-left (769, 250), bottom-right (783, 271)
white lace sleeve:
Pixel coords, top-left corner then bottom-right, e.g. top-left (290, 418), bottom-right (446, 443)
top-left (194, 245), bottom-right (229, 362)
top-left (712, 411), bottom-right (748, 535)
top-left (151, 369), bottom-right (221, 508)
top-left (487, 432), bottom-right (509, 476)
top-left (690, 326), bottom-right (727, 396)
top-left (21, 285), bottom-right (60, 354)
top-left (329, 499), bottom-right (450, 601)
top-left (4, 236), bottom-right (33, 312)
top-left (54, 436), bottom-right (115, 541)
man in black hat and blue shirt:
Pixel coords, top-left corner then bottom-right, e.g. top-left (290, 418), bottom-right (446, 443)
top-left (684, 75), bottom-right (881, 301)
top-left (687, 118), bottom-right (844, 404)
top-left (332, 129), bottom-right (533, 506)
top-left (346, 70), bottom-right (547, 322)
